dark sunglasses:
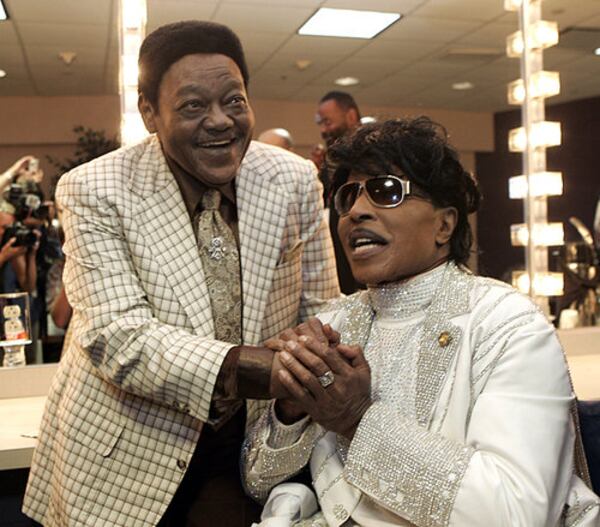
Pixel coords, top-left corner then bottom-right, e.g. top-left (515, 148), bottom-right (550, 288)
top-left (334, 175), bottom-right (413, 216)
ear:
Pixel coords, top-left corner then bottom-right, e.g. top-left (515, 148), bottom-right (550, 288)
top-left (435, 207), bottom-right (458, 246)
top-left (138, 93), bottom-right (158, 133)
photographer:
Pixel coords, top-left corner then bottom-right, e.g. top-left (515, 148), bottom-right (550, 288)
top-left (0, 205), bottom-right (40, 294)
top-left (0, 155), bottom-right (43, 195)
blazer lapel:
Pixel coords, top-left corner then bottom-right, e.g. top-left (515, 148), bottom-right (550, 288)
top-left (236, 152), bottom-right (288, 345)
top-left (134, 140), bottom-right (214, 336)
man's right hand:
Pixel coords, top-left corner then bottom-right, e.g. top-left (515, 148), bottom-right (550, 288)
top-left (264, 317), bottom-right (340, 351)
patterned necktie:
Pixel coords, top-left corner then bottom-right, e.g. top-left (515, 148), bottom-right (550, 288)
top-left (196, 189), bottom-right (242, 345)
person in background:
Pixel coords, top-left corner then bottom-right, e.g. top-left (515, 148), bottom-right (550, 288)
top-left (316, 91), bottom-right (362, 294)
top-left (257, 128), bottom-right (294, 151)
top-left (22, 20), bottom-right (338, 527)
top-left (316, 91), bottom-right (361, 149)
top-left (0, 155), bottom-right (43, 194)
top-left (309, 143), bottom-right (326, 171)
top-left (243, 117), bottom-right (599, 527)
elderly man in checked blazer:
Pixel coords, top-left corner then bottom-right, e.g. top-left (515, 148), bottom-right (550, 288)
top-left (22, 21), bottom-right (339, 527)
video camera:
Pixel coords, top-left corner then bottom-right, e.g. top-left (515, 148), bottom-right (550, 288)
top-left (1, 222), bottom-right (37, 248)
top-left (4, 179), bottom-right (48, 222)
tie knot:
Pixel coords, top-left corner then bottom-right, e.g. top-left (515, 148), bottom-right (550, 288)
top-left (202, 189), bottom-right (221, 211)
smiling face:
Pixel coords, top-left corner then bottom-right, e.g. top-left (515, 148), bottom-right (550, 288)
top-left (139, 53), bottom-right (255, 188)
top-left (337, 171), bottom-right (457, 286)
top-left (316, 99), bottom-right (358, 147)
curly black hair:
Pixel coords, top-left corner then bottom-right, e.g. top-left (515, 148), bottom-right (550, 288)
top-left (325, 116), bottom-right (481, 265)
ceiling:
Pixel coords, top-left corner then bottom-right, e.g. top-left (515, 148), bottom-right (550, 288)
top-left (1, 0), bottom-right (600, 113)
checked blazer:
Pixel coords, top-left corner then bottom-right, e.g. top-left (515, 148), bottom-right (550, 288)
top-left (22, 136), bottom-right (340, 527)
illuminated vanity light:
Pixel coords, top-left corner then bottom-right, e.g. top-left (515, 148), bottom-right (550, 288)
top-left (121, 0), bottom-right (146, 29)
top-left (508, 121), bottom-right (561, 152)
top-left (121, 112), bottom-right (147, 146)
top-left (0, 0), bottom-right (7, 21)
top-left (0, 69), bottom-right (6, 79)
top-left (594, 48), bottom-right (600, 56)
top-left (509, 172), bottom-right (563, 198)
top-left (298, 8), bottom-right (401, 39)
top-left (510, 222), bottom-right (564, 246)
top-left (507, 71), bottom-right (560, 104)
top-left (512, 271), bottom-right (564, 296)
top-left (121, 55), bottom-right (139, 87)
top-left (504, 0), bottom-right (522, 11)
top-left (506, 21), bottom-right (559, 57)
top-left (119, 0), bottom-right (147, 145)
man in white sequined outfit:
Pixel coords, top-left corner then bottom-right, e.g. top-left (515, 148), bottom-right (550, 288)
top-left (242, 117), bottom-right (600, 526)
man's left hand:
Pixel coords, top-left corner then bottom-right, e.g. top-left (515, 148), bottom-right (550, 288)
top-left (277, 336), bottom-right (371, 440)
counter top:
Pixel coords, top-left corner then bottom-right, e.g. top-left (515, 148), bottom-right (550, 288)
top-left (0, 395), bottom-right (46, 470)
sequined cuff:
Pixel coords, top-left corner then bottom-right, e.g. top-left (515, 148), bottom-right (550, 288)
top-left (242, 401), bottom-right (322, 502)
top-left (345, 403), bottom-right (473, 527)
top-left (267, 402), bottom-right (311, 449)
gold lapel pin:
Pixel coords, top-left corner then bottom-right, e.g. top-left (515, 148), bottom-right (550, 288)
top-left (438, 331), bottom-right (451, 347)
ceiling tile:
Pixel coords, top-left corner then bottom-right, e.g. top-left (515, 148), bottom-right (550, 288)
top-left (456, 21), bottom-right (517, 48)
top-left (5, 0), bottom-right (111, 24)
top-left (146, 0), bottom-right (219, 31)
top-left (0, 79), bottom-right (36, 96)
top-left (213, 3), bottom-right (315, 34)
top-left (273, 34), bottom-right (366, 60)
top-left (323, 0), bottom-right (421, 12)
top-left (378, 15), bottom-right (483, 42)
top-left (0, 44), bottom-right (27, 67)
top-left (353, 38), bottom-right (445, 62)
top-left (413, 0), bottom-right (506, 22)
top-left (0, 21), bottom-right (19, 45)
top-left (16, 22), bottom-right (108, 47)
top-left (25, 44), bottom-right (106, 68)
top-left (314, 57), bottom-right (411, 87)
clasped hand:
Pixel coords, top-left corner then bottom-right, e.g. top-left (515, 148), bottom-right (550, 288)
top-left (267, 318), bottom-right (371, 440)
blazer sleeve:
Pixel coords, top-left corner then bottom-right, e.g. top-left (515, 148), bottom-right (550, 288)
top-left (296, 161), bottom-right (340, 322)
top-left (344, 300), bottom-right (575, 527)
top-left (57, 167), bottom-right (232, 423)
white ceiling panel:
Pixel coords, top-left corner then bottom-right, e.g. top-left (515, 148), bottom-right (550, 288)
top-left (220, 0), bottom-right (322, 6)
top-left (213, 3), bottom-right (315, 34)
top-left (0, 21), bottom-right (19, 45)
top-left (378, 16), bottom-right (483, 42)
top-left (0, 79), bottom-right (37, 96)
top-left (17, 22), bottom-right (108, 47)
top-left (353, 38), bottom-right (445, 61)
top-left (146, 0), bottom-right (219, 30)
top-left (316, 57), bottom-right (411, 86)
top-left (455, 21), bottom-right (516, 48)
top-left (25, 45), bottom-right (107, 68)
top-left (4, 0), bottom-right (111, 24)
top-left (413, 0), bottom-right (507, 22)
top-left (322, 0), bottom-right (422, 14)
top-left (273, 34), bottom-right (366, 59)
top-left (0, 44), bottom-right (27, 67)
